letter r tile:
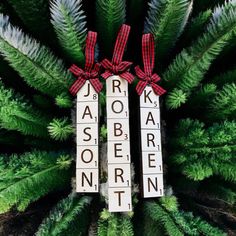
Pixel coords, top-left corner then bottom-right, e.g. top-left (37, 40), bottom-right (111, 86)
top-left (106, 75), bottom-right (128, 97)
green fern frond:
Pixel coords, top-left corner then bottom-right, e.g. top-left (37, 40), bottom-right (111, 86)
top-left (208, 83), bottom-right (236, 120)
top-left (159, 196), bottom-right (179, 212)
top-left (184, 162), bottom-right (213, 180)
top-left (0, 14), bottom-right (73, 97)
top-left (166, 88), bottom-right (187, 109)
top-left (55, 92), bottom-right (73, 108)
top-left (181, 9), bottom-right (212, 45)
top-left (0, 151), bottom-right (72, 213)
top-left (164, 0), bottom-right (236, 108)
top-left (0, 81), bottom-right (51, 137)
top-left (36, 194), bottom-right (92, 236)
top-left (211, 68), bottom-right (236, 86)
top-left (96, 0), bottom-right (126, 56)
top-left (172, 211), bottom-right (226, 236)
top-left (7, 0), bottom-right (54, 42)
top-left (98, 209), bottom-right (134, 235)
top-left (48, 118), bottom-right (74, 141)
top-left (50, 0), bottom-right (87, 65)
top-left (186, 83), bottom-right (217, 110)
top-left (145, 0), bottom-right (193, 61)
top-left (204, 182), bottom-right (236, 205)
top-left (170, 119), bottom-right (236, 182)
top-left (120, 217), bottom-right (134, 236)
top-left (145, 201), bottom-right (183, 236)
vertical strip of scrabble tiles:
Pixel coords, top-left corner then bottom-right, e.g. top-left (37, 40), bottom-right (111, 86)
top-left (140, 86), bottom-right (164, 198)
top-left (106, 75), bottom-right (132, 212)
top-left (76, 80), bottom-right (99, 192)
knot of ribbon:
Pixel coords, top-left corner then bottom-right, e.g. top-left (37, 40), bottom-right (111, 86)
top-left (69, 31), bottom-right (103, 96)
top-left (101, 24), bottom-right (134, 84)
top-left (135, 34), bottom-right (166, 96)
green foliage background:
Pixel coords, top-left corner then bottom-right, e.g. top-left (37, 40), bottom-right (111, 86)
top-left (0, 0), bottom-right (236, 235)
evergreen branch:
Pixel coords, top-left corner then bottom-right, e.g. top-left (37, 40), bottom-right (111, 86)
top-left (211, 68), bottom-right (236, 86)
top-left (0, 151), bottom-right (72, 213)
top-left (145, 0), bottom-right (193, 61)
top-left (180, 9), bottom-right (212, 46)
top-left (0, 81), bottom-right (51, 137)
top-left (164, 0), bottom-right (236, 108)
top-left (145, 201), bottom-right (184, 236)
top-left (36, 194), bottom-right (92, 236)
top-left (55, 92), bottom-right (73, 108)
top-left (96, 0), bottom-right (126, 56)
top-left (48, 118), bottom-right (74, 141)
top-left (202, 182), bottom-right (236, 205)
top-left (173, 211), bottom-right (226, 236)
top-left (0, 14), bottom-right (73, 97)
top-left (50, 0), bottom-right (87, 65)
top-left (208, 83), bottom-right (236, 120)
top-left (170, 119), bottom-right (236, 182)
top-left (7, 0), bottom-right (54, 42)
top-left (186, 83), bottom-right (217, 110)
top-left (98, 209), bottom-right (134, 235)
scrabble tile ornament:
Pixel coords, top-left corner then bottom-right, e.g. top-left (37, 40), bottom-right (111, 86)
top-left (101, 24), bottom-right (134, 212)
top-left (69, 31), bottom-right (103, 193)
top-left (69, 25), bottom-right (166, 213)
top-left (135, 33), bottom-right (166, 198)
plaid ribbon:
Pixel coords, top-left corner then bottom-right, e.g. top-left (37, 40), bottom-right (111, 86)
top-left (69, 31), bottom-right (103, 96)
top-left (101, 24), bottom-right (134, 83)
top-left (135, 34), bottom-right (166, 96)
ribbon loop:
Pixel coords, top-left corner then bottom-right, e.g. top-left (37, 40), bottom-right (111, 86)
top-left (69, 31), bottom-right (103, 96)
top-left (101, 24), bottom-right (134, 83)
top-left (135, 33), bottom-right (166, 96)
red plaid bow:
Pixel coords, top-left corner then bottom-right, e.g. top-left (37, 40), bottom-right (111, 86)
top-left (101, 24), bottom-right (134, 83)
top-left (135, 34), bottom-right (166, 96)
top-left (69, 31), bottom-right (103, 96)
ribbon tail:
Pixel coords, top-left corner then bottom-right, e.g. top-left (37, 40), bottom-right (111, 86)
top-left (120, 72), bottom-right (135, 84)
top-left (135, 66), bottom-right (146, 79)
top-left (152, 73), bottom-right (161, 83)
top-left (69, 78), bottom-right (86, 96)
top-left (136, 81), bottom-right (147, 96)
top-left (101, 71), bottom-right (113, 79)
top-left (69, 64), bottom-right (83, 76)
top-left (90, 78), bottom-right (103, 93)
top-left (152, 83), bottom-right (166, 96)
top-left (101, 59), bottom-right (113, 70)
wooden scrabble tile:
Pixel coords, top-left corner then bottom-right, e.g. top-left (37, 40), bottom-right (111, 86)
top-left (108, 163), bottom-right (131, 187)
top-left (141, 129), bottom-right (161, 152)
top-left (140, 86), bottom-right (160, 108)
top-left (76, 81), bottom-right (98, 102)
top-left (143, 174), bottom-right (164, 198)
top-left (107, 97), bottom-right (129, 119)
top-left (77, 101), bottom-right (98, 124)
top-left (106, 75), bottom-right (128, 97)
top-left (108, 187), bottom-right (132, 212)
top-left (142, 152), bottom-right (163, 174)
top-left (107, 141), bottom-right (131, 164)
top-left (76, 168), bottom-right (99, 192)
top-left (76, 145), bottom-right (99, 169)
top-left (140, 107), bottom-right (160, 130)
top-left (107, 119), bottom-right (130, 141)
top-left (77, 123), bottom-right (98, 146)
